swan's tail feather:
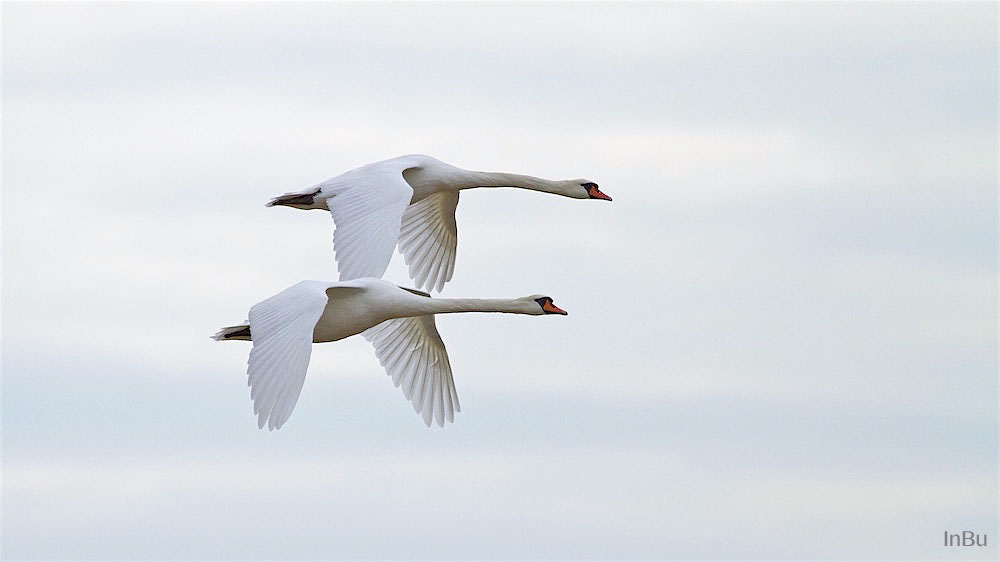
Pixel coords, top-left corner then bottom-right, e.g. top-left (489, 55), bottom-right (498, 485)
top-left (212, 323), bottom-right (251, 341)
top-left (265, 188), bottom-right (322, 208)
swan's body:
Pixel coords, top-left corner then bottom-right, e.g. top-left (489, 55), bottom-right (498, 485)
top-left (213, 277), bottom-right (567, 430)
top-left (267, 155), bottom-right (611, 292)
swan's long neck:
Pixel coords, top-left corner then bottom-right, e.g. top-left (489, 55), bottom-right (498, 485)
top-left (455, 170), bottom-right (576, 198)
top-left (408, 297), bottom-right (530, 316)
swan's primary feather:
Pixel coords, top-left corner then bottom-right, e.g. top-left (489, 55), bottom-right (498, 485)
top-left (246, 282), bottom-right (329, 430)
top-left (398, 191), bottom-right (459, 293)
top-left (244, 281), bottom-right (369, 430)
top-left (324, 166), bottom-right (412, 281)
top-left (363, 315), bottom-right (460, 427)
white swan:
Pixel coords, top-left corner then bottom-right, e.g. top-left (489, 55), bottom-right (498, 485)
top-left (212, 277), bottom-right (567, 430)
top-left (266, 155), bottom-right (611, 292)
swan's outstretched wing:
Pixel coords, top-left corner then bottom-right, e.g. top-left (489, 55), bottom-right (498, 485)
top-left (398, 192), bottom-right (459, 293)
top-left (324, 169), bottom-right (413, 281)
top-left (363, 315), bottom-right (460, 427)
top-left (246, 281), bottom-right (360, 430)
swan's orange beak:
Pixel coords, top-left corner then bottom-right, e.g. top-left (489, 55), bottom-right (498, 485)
top-left (587, 185), bottom-right (612, 201)
top-left (543, 301), bottom-right (568, 315)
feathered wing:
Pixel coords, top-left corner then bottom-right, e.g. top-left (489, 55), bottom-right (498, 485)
top-left (397, 191), bottom-right (459, 293)
top-left (363, 315), bottom-right (460, 427)
top-left (246, 281), bottom-right (361, 430)
top-left (324, 169), bottom-right (413, 281)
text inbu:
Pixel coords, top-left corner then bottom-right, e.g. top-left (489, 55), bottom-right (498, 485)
top-left (944, 531), bottom-right (987, 547)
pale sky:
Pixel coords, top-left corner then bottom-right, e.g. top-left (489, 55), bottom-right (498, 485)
top-left (2, 2), bottom-right (997, 560)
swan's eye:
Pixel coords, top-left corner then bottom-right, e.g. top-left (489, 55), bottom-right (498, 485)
top-left (581, 182), bottom-right (598, 189)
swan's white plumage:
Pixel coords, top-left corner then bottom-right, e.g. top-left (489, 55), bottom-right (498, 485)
top-left (398, 191), bottom-right (459, 293)
top-left (218, 277), bottom-right (559, 429)
top-left (241, 278), bottom-right (460, 429)
top-left (324, 166), bottom-right (412, 281)
top-left (275, 154), bottom-right (599, 292)
top-left (245, 281), bottom-right (332, 430)
top-left (363, 315), bottom-right (459, 427)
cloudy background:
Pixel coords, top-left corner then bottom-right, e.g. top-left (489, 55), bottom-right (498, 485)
top-left (2, 2), bottom-right (997, 560)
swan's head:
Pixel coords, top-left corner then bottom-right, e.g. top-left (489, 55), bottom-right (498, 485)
top-left (522, 295), bottom-right (568, 316)
top-left (572, 180), bottom-right (611, 201)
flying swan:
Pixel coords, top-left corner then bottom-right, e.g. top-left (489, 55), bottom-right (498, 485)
top-left (213, 277), bottom-right (568, 430)
top-left (266, 155), bottom-right (611, 292)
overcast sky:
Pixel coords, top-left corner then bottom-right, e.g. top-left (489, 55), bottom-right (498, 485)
top-left (2, 2), bottom-right (997, 560)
